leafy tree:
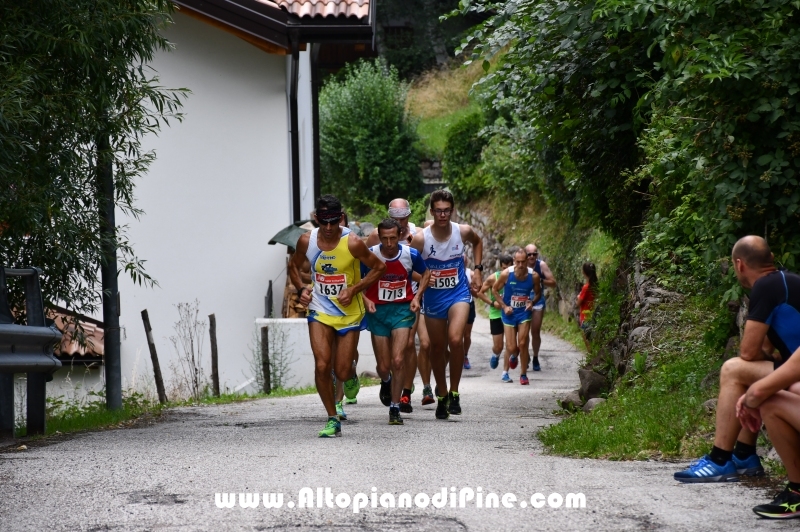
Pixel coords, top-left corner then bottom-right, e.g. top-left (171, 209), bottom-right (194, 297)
top-left (0, 1), bottom-right (185, 316)
top-left (457, 0), bottom-right (800, 274)
top-left (319, 59), bottom-right (421, 209)
top-left (456, 0), bottom-right (653, 240)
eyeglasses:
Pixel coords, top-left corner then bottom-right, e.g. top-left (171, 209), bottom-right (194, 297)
top-left (433, 209), bottom-right (452, 216)
top-left (318, 217), bottom-right (341, 226)
top-left (526, 252), bottom-right (538, 257)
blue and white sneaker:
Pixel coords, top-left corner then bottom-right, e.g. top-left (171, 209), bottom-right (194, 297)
top-left (501, 372), bottom-right (513, 383)
top-left (490, 354), bottom-right (499, 369)
top-left (733, 454), bottom-right (765, 477)
top-left (674, 456), bottom-right (739, 483)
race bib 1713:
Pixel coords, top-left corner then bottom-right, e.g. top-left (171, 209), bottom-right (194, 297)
top-left (378, 280), bottom-right (406, 302)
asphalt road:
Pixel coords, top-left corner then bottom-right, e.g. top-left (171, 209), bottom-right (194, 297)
top-left (0, 315), bottom-right (791, 531)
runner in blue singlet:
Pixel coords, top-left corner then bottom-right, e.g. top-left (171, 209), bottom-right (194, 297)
top-left (410, 190), bottom-right (484, 420)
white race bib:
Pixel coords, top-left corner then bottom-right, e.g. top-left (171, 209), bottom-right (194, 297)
top-left (511, 295), bottom-right (529, 308)
top-left (431, 268), bottom-right (459, 289)
top-left (315, 273), bottom-right (346, 297)
top-left (378, 280), bottom-right (406, 302)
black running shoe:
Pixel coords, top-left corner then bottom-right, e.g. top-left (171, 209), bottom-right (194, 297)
top-left (379, 378), bottom-right (391, 407)
top-left (399, 391), bottom-right (413, 413)
top-left (753, 485), bottom-right (800, 519)
top-left (389, 406), bottom-right (404, 425)
top-left (448, 391), bottom-right (461, 415)
top-left (435, 395), bottom-right (450, 420)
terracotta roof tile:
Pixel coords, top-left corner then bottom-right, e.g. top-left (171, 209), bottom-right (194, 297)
top-left (268, 0), bottom-right (370, 20)
top-left (51, 313), bottom-right (104, 357)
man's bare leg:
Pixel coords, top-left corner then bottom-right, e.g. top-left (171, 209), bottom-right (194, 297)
top-left (417, 315), bottom-right (432, 388)
top-left (403, 313), bottom-right (419, 391)
top-left (389, 328), bottom-right (410, 404)
top-left (714, 358), bottom-right (773, 450)
top-left (761, 390), bottom-right (800, 482)
top-left (502, 324), bottom-right (518, 381)
top-left (424, 316), bottom-right (450, 398)
top-left (445, 302), bottom-right (471, 394)
top-left (518, 321), bottom-right (531, 376)
top-left (530, 309), bottom-right (544, 364)
top-left (309, 322), bottom-right (338, 417)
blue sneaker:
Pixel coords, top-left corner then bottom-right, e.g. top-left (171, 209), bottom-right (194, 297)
top-left (532, 359), bottom-right (541, 371)
top-left (490, 354), bottom-right (499, 369)
top-left (674, 455), bottom-right (739, 483)
top-left (463, 356), bottom-right (471, 369)
top-left (501, 372), bottom-right (513, 383)
top-left (733, 454), bottom-right (765, 477)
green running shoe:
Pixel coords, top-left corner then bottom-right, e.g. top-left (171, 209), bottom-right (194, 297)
top-left (335, 401), bottom-right (347, 421)
top-left (435, 395), bottom-right (450, 420)
top-left (389, 406), bottom-right (404, 425)
top-left (343, 374), bottom-right (360, 400)
top-left (343, 396), bottom-right (357, 405)
top-left (753, 485), bottom-right (800, 519)
top-left (319, 416), bottom-right (341, 438)
top-left (448, 391), bottom-right (461, 415)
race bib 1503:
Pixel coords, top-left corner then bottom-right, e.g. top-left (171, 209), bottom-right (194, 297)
top-left (315, 273), bottom-right (346, 297)
top-left (431, 268), bottom-right (458, 289)
top-left (378, 280), bottom-right (406, 302)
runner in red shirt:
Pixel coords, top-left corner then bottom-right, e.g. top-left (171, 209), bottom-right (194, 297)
top-left (576, 262), bottom-right (597, 352)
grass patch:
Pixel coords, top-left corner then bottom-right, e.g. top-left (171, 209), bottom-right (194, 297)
top-left (538, 296), bottom-right (722, 459)
top-left (541, 311), bottom-right (586, 352)
top-left (407, 61), bottom-right (486, 120)
top-left (416, 103), bottom-right (480, 157)
top-left (13, 386), bottom-right (319, 439)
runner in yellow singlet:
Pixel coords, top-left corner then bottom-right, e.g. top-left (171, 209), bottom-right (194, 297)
top-left (289, 195), bottom-right (385, 438)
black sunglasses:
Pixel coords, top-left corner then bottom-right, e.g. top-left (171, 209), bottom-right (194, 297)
top-left (526, 252), bottom-right (538, 257)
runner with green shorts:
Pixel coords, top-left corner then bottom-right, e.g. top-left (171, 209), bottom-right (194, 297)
top-left (481, 255), bottom-right (513, 369)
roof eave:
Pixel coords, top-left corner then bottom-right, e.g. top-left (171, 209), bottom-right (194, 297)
top-left (173, 0), bottom-right (374, 51)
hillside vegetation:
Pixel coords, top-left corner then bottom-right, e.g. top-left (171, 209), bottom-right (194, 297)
top-left (405, 0), bottom-right (800, 460)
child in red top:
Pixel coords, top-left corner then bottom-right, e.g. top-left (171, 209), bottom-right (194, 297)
top-left (576, 262), bottom-right (597, 351)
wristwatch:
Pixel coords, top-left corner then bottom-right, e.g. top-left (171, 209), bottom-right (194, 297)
top-left (297, 287), bottom-right (308, 297)
top-left (474, 264), bottom-right (484, 272)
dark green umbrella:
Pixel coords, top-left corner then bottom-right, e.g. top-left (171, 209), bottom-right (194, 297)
top-left (268, 220), bottom-right (313, 249)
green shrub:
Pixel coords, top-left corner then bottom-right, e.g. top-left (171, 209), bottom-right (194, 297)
top-left (319, 59), bottom-right (421, 209)
top-left (442, 111), bottom-right (487, 199)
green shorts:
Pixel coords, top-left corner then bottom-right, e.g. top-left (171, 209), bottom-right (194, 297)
top-left (366, 302), bottom-right (416, 337)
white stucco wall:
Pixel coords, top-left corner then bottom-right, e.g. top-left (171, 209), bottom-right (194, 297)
top-left (247, 319), bottom-right (377, 392)
top-left (109, 12), bottom-right (293, 397)
top-left (295, 50), bottom-right (316, 222)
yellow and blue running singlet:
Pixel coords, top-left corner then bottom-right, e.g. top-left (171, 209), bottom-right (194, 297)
top-left (305, 227), bottom-right (366, 334)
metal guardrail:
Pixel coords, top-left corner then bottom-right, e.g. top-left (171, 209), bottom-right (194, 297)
top-left (0, 267), bottom-right (63, 437)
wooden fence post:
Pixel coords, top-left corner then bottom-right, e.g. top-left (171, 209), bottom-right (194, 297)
top-left (261, 326), bottom-right (271, 394)
top-left (140, 309), bottom-right (167, 404)
top-left (208, 313), bottom-right (220, 397)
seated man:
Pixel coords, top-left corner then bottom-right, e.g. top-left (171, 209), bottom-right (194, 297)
top-left (737, 348), bottom-right (800, 518)
top-left (675, 235), bottom-right (800, 481)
